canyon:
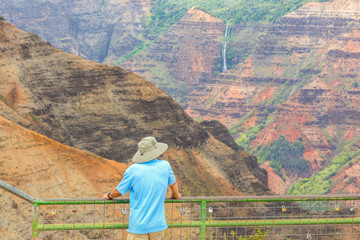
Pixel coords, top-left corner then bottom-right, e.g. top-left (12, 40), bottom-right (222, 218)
top-left (1, 0), bottom-right (360, 195)
top-left (0, 21), bottom-right (270, 239)
top-left (0, 20), bottom-right (269, 196)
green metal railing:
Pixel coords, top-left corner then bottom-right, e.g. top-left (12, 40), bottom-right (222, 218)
top-left (2, 180), bottom-right (360, 239)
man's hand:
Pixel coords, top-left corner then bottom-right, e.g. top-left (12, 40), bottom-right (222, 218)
top-left (103, 189), bottom-right (122, 200)
top-left (103, 192), bottom-right (111, 200)
top-left (171, 192), bottom-right (181, 199)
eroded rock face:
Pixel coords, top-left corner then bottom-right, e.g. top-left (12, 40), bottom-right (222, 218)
top-left (122, 8), bottom-right (225, 102)
top-left (165, 0), bottom-right (360, 193)
top-left (330, 155), bottom-right (360, 194)
top-left (201, 120), bottom-right (240, 152)
top-left (248, 1), bottom-right (360, 163)
top-left (0, 0), bottom-right (150, 63)
top-left (0, 21), bottom-right (270, 198)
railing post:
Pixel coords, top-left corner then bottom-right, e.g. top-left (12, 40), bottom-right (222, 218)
top-left (200, 200), bottom-right (207, 240)
top-left (32, 203), bottom-right (39, 240)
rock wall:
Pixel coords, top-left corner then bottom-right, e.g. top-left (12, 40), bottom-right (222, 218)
top-left (122, 8), bottom-right (225, 102)
top-left (0, 0), bottom-right (150, 63)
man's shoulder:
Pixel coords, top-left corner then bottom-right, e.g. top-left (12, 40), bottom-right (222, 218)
top-left (155, 159), bottom-right (171, 166)
top-left (125, 163), bottom-right (139, 173)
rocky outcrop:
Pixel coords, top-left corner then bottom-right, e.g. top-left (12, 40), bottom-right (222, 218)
top-left (200, 120), bottom-right (241, 152)
top-left (0, 21), bottom-right (269, 197)
top-left (200, 120), bottom-right (268, 188)
top-left (122, 8), bottom-right (225, 102)
top-left (0, 0), bottom-right (150, 63)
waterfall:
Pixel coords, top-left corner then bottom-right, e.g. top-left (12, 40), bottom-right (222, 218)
top-left (222, 24), bottom-right (230, 73)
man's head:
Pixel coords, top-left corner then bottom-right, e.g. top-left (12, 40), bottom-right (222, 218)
top-left (132, 136), bottom-right (168, 163)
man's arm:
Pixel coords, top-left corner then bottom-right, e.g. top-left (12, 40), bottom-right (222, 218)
top-left (170, 182), bottom-right (181, 199)
top-left (103, 188), bottom-right (122, 200)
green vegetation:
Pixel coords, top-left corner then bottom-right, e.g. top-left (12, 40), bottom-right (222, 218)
top-left (209, 228), bottom-right (268, 240)
top-left (217, 0), bottom-right (329, 23)
top-left (268, 81), bottom-right (293, 106)
top-left (253, 134), bottom-right (308, 179)
top-left (231, 110), bottom-right (275, 151)
top-left (143, 0), bottom-right (188, 40)
top-left (119, 0), bottom-right (329, 71)
top-left (235, 123), bottom-right (265, 151)
top-left (143, 0), bottom-right (329, 40)
top-left (0, 94), bottom-right (8, 105)
top-left (237, 228), bottom-right (269, 240)
top-left (0, 16), bottom-right (5, 21)
top-left (230, 111), bottom-right (254, 135)
top-left (115, 41), bottom-right (151, 64)
top-left (288, 140), bottom-right (360, 195)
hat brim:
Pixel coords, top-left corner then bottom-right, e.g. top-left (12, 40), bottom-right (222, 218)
top-left (132, 142), bottom-right (168, 163)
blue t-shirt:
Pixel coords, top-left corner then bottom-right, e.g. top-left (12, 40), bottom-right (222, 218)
top-left (116, 159), bottom-right (176, 234)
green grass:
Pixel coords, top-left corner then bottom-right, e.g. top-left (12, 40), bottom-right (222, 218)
top-left (0, 94), bottom-right (8, 105)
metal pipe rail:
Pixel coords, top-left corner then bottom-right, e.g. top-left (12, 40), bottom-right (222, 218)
top-left (0, 179), bottom-right (35, 203)
top-left (32, 195), bottom-right (360, 239)
top-left (2, 180), bottom-right (360, 239)
top-left (35, 194), bottom-right (360, 203)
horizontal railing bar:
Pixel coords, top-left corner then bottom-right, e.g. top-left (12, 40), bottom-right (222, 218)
top-left (34, 199), bottom-right (129, 205)
top-left (0, 180), bottom-right (35, 203)
top-left (35, 194), bottom-right (360, 205)
top-left (37, 218), bottom-right (360, 231)
top-left (1, 177), bottom-right (359, 205)
top-left (37, 223), bottom-right (129, 231)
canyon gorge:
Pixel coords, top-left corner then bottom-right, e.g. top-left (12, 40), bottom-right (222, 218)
top-left (0, 20), bottom-right (270, 239)
top-left (1, 0), bottom-right (360, 198)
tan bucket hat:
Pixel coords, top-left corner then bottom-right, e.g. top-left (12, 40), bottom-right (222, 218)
top-left (132, 136), bottom-right (168, 163)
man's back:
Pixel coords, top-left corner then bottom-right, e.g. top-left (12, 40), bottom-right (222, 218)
top-left (117, 159), bottom-right (176, 234)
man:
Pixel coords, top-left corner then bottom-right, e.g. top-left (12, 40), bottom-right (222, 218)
top-left (103, 136), bottom-right (181, 240)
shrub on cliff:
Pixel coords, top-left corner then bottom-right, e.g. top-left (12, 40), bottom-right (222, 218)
top-left (255, 134), bottom-right (308, 178)
top-left (0, 16), bottom-right (5, 21)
